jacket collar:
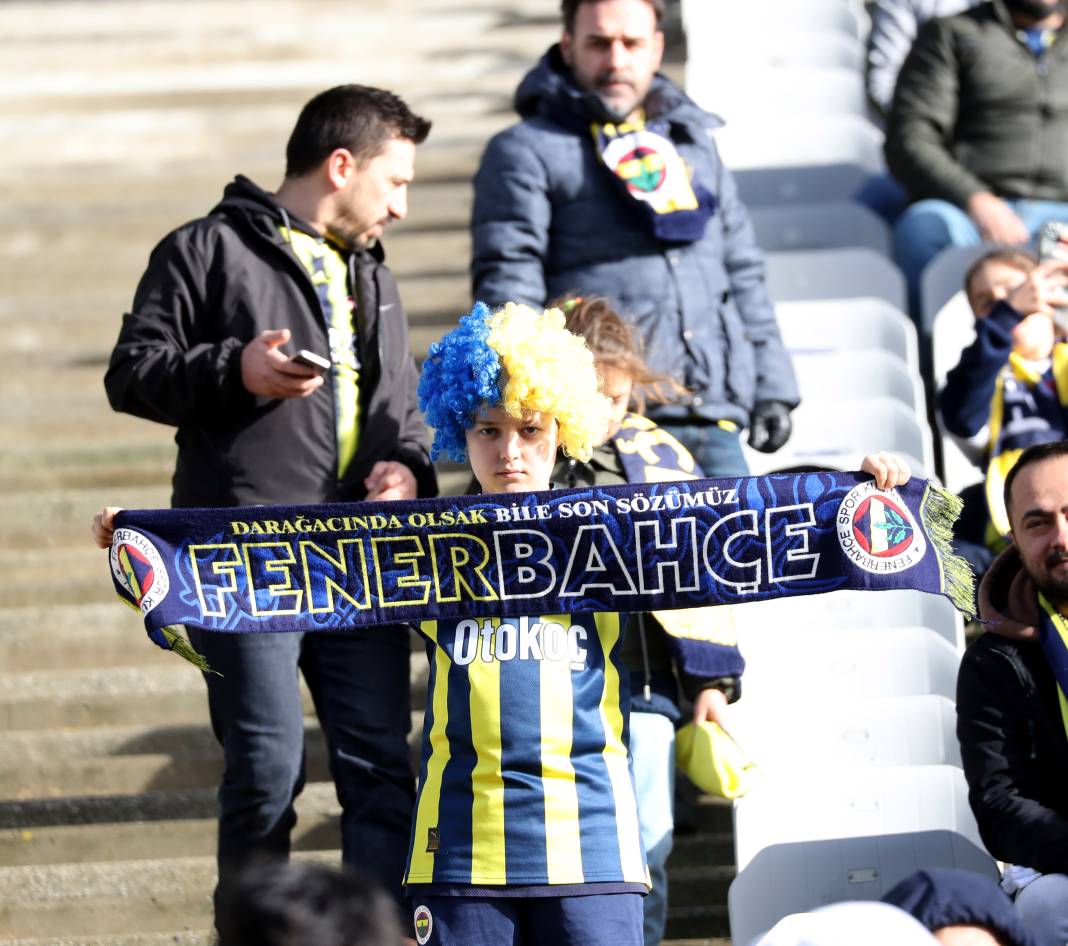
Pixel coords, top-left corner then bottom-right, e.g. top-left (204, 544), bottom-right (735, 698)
top-left (978, 544), bottom-right (1043, 640)
top-left (514, 44), bottom-right (723, 135)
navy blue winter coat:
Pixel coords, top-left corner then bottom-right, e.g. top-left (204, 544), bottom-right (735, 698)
top-left (471, 48), bottom-right (799, 428)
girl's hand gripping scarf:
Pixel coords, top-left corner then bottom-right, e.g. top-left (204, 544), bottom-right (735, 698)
top-left (105, 472), bottom-right (975, 670)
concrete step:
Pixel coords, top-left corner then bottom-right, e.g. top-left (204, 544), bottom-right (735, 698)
top-left (0, 781), bottom-right (342, 869)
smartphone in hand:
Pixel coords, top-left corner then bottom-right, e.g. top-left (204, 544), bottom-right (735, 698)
top-left (290, 349), bottom-right (331, 372)
top-left (1040, 222), bottom-right (1068, 335)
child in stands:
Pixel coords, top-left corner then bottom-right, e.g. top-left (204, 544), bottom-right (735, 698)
top-left (939, 249), bottom-right (1068, 574)
top-left (552, 295), bottom-right (741, 946)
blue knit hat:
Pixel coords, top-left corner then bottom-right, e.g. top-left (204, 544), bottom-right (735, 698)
top-left (882, 868), bottom-right (1039, 946)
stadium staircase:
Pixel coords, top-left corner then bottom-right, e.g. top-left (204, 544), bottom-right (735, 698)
top-left (0, 1), bottom-right (731, 942)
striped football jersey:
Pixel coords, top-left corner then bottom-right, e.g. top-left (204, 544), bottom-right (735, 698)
top-left (404, 611), bottom-right (647, 888)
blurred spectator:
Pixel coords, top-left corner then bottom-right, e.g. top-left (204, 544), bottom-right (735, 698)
top-left (956, 441), bottom-right (1068, 946)
top-left (471, 0), bottom-right (799, 480)
top-left (751, 901), bottom-right (939, 946)
top-left (885, 0), bottom-right (1068, 318)
top-left (883, 867), bottom-right (1039, 946)
top-left (867, 0), bottom-right (979, 116)
top-left (938, 249), bottom-right (1068, 575)
top-left (216, 859), bottom-right (404, 946)
top-left (103, 85), bottom-right (436, 923)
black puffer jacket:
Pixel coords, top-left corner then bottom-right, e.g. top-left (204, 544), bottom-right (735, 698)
top-left (106, 176), bottom-right (435, 507)
top-left (887, 0), bottom-right (1068, 206)
top-left (956, 545), bottom-right (1068, 873)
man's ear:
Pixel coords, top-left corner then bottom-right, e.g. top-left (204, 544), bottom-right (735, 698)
top-left (652, 29), bottom-right (665, 70)
top-left (324, 148), bottom-right (356, 192)
top-left (559, 30), bottom-right (573, 66)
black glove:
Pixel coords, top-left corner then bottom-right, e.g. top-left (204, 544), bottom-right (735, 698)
top-left (747, 400), bottom-right (793, 453)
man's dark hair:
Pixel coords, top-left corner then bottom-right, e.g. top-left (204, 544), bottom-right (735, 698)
top-left (216, 859), bottom-right (404, 946)
top-left (285, 84), bottom-right (430, 178)
top-left (1003, 440), bottom-right (1068, 526)
top-left (561, 0), bottom-right (666, 32)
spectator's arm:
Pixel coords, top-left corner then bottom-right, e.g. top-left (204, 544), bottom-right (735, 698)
top-left (716, 152), bottom-right (800, 407)
top-left (867, 0), bottom-right (921, 115)
top-left (470, 131), bottom-right (552, 309)
top-left (938, 302), bottom-right (1017, 437)
top-left (884, 18), bottom-right (988, 206)
top-left (104, 229), bottom-right (255, 427)
top-left (957, 645), bottom-right (1068, 873)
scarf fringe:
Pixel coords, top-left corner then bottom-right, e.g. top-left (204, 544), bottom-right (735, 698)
top-left (159, 624), bottom-right (220, 675)
top-left (921, 483), bottom-right (976, 618)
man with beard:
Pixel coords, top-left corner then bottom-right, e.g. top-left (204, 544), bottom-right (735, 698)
top-left (104, 85), bottom-right (436, 926)
top-left (957, 439), bottom-right (1068, 946)
top-left (470, 0), bottom-right (799, 483)
top-left (886, 0), bottom-right (1068, 317)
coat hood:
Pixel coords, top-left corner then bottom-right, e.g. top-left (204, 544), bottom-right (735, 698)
top-left (978, 544), bottom-right (1043, 640)
top-left (513, 45), bottom-right (722, 134)
top-left (209, 175), bottom-right (386, 263)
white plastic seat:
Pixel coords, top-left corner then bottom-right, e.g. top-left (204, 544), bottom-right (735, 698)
top-left (729, 694), bottom-right (961, 775)
top-left (766, 249), bottom-right (905, 310)
top-left (689, 68), bottom-right (867, 123)
top-left (730, 588), bottom-right (965, 651)
top-left (735, 625), bottom-right (960, 707)
top-left (728, 829), bottom-right (1000, 946)
top-left (742, 397), bottom-right (934, 474)
top-left (733, 765), bottom-right (982, 873)
top-left (775, 298), bottom-right (918, 370)
top-left (684, 30), bottom-right (863, 77)
top-left (733, 164), bottom-right (871, 208)
top-left (682, 0), bottom-right (865, 40)
top-left (791, 351), bottom-right (925, 415)
top-left (749, 202), bottom-right (891, 256)
top-left (920, 245), bottom-right (990, 339)
top-left (713, 116), bottom-right (884, 172)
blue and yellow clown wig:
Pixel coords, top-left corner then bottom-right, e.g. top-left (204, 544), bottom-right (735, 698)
top-left (418, 301), bottom-right (611, 462)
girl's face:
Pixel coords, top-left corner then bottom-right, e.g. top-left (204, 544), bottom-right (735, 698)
top-left (600, 366), bottom-right (634, 443)
top-left (466, 405), bottom-right (559, 494)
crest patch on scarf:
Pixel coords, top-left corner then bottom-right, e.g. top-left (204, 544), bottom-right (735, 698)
top-left (837, 481), bottom-right (927, 575)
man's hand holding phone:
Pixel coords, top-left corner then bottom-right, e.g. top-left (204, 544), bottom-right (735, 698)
top-left (241, 329), bottom-right (328, 399)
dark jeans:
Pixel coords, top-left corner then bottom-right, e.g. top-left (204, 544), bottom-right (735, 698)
top-left (656, 421), bottom-right (750, 478)
top-left (187, 624), bottom-right (415, 914)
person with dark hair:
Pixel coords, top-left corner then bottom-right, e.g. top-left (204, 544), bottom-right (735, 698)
top-left (886, 0), bottom-right (1068, 317)
top-left (103, 84), bottom-right (435, 926)
top-left (471, 0), bottom-right (799, 484)
top-left (956, 439), bottom-right (1068, 946)
top-left (216, 859), bottom-right (405, 946)
top-left (883, 866), bottom-right (1039, 946)
top-left (938, 248), bottom-right (1068, 573)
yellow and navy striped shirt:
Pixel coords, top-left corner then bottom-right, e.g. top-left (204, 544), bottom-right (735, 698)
top-left (405, 612), bottom-right (647, 888)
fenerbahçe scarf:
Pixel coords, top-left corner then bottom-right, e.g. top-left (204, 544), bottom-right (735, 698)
top-left (107, 472), bottom-right (974, 668)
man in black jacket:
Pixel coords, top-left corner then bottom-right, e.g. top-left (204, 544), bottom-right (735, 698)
top-left (957, 440), bottom-right (1068, 946)
top-left (886, 0), bottom-right (1068, 318)
top-left (105, 85), bottom-right (435, 919)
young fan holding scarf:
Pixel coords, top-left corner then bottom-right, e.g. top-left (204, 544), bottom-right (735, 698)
top-left (90, 300), bottom-right (912, 946)
top-left (957, 440), bottom-right (1068, 946)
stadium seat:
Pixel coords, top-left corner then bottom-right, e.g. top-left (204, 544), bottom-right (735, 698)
top-left (682, 0), bottom-right (865, 41)
top-left (920, 245), bottom-right (989, 340)
top-left (733, 163), bottom-right (871, 208)
top-left (735, 625), bottom-right (960, 706)
top-left (748, 202), bottom-right (891, 256)
top-left (766, 249), bottom-right (906, 310)
top-left (775, 300), bottom-right (918, 373)
top-left (688, 68), bottom-right (867, 123)
top-left (728, 829), bottom-right (1000, 946)
top-left (791, 351), bottom-right (925, 415)
top-left (728, 694), bottom-right (961, 775)
top-left (684, 29), bottom-right (863, 76)
top-left (732, 765), bottom-right (982, 873)
top-left (713, 116), bottom-right (884, 172)
top-left (742, 396), bottom-right (934, 474)
top-left (730, 587), bottom-right (965, 651)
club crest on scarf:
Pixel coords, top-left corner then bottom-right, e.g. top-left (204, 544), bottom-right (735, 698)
top-left (109, 527), bottom-right (170, 615)
top-left (837, 481), bottom-right (927, 574)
